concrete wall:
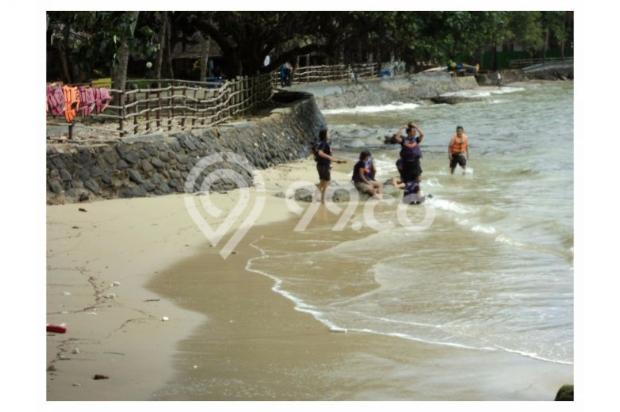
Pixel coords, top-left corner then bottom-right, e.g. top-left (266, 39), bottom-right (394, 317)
top-left (47, 92), bottom-right (324, 204)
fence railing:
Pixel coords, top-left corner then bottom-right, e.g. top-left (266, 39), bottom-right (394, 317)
top-left (272, 62), bottom-right (380, 86)
top-left (47, 73), bottom-right (273, 139)
top-left (509, 56), bottom-right (574, 69)
top-left (48, 61), bottom-right (389, 140)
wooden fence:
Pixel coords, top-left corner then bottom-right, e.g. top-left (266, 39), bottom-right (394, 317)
top-left (48, 62), bottom-right (384, 140)
top-left (47, 73), bottom-right (273, 139)
top-left (272, 62), bottom-right (380, 86)
top-left (509, 56), bottom-right (574, 69)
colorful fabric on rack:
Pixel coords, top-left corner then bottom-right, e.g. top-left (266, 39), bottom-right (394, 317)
top-left (78, 86), bottom-right (96, 116)
top-left (46, 85), bottom-right (112, 121)
top-left (46, 85), bottom-right (65, 117)
top-left (94, 88), bottom-right (112, 113)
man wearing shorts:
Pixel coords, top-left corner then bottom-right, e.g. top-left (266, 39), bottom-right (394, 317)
top-left (448, 126), bottom-right (469, 175)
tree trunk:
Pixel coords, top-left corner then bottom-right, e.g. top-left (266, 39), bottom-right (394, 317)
top-left (165, 13), bottom-right (175, 79)
top-left (57, 23), bottom-right (72, 83)
top-left (154, 11), bottom-right (167, 83)
top-left (57, 44), bottom-right (72, 84)
top-left (198, 33), bottom-right (210, 82)
top-left (111, 11), bottom-right (140, 93)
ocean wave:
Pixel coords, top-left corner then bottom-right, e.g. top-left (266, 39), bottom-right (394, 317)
top-left (495, 234), bottom-right (525, 247)
top-left (471, 224), bottom-right (497, 235)
top-left (322, 102), bottom-right (420, 115)
top-left (427, 198), bottom-right (473, 215)
top-left (246, 238), bottom-right (572, 365)
top-left (491, 86), bottom-right (526, 94)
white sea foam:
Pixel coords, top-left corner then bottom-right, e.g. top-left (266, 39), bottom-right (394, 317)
top-left (427, 198), bottom-right (472, 215)
top-left (495, 234), bottom-right (525, 247)
top-left (491, 86), bottom-right (526, 94)
top-left (322, 102), bottom-right (420, 115)
top-left (246, 239), bottom-right (572, 365)
top-left (246, 239), bottom-right (345, 332)
top-left (471, 225), bottom-right (497, 235)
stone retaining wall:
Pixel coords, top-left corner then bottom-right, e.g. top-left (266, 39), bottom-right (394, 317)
top-left (47, 91), bottom-right (324, 204)
top-left (289, 72), bottom-right (480, 109)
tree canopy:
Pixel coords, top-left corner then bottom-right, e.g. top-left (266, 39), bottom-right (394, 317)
top-left (47, 11), bottom-right (573, 85)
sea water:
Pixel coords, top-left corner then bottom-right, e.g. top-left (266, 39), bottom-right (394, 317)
top-left (248, 82), bottom-right (573, 365)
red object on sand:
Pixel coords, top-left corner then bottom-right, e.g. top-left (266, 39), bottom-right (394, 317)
top-left (47, 324), bottom-right (67, 334)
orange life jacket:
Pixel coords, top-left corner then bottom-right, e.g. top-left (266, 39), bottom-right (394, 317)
top-left (450, 134), bottom-right (468, 154)
top-left (62, 86), bottom-right (80, 124)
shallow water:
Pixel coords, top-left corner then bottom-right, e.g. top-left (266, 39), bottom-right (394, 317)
top-left (249, 82), bottom-right (574, 365)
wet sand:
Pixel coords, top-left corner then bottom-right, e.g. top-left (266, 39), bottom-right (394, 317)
top-left (148, 215), bottom-right (572, 400)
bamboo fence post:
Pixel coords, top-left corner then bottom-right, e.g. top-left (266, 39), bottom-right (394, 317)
top-left (243, 76), bottom-right (249, 113)
top-left (119, 90), bottom-right (126, 138)
top-left (145, 90), bottom-right (150, 132)
top-left (192, 87), bottom-right (198, 128)
top-left (236, 76), bottom-right (242, 116)
top-left (133, 92), bottom-right (138, 135)
top-left (156, 90), bottom-right (161, 129)
top-left (181, 86), bottom-right (187, 129)
top-left (168, 86), bottom-right (174, 131)
top-left (202, 89), bottom-right (208, 126)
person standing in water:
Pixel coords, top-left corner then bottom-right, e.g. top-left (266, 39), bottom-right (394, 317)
top-left (393, 122), bottom-right (425, 183)
top-left (352, 150), bottom-right (383, 199)
top-left (313, 128), bottom-right (346, 203)
top-left (448, 126), bottom-right (470, 175)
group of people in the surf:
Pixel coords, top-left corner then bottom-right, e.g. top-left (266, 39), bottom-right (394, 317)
top-left (312, 123), bottom-right (470, 204)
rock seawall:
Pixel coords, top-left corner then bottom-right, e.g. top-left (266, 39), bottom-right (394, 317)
top-left (289, 72), bottom-right (479, 109)
top-left (47, 91), bottom-right (324, 204)
top-left (476, 65), bottom-right (573, 85)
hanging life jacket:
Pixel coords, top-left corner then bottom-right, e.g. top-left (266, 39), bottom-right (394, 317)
top-left (62, 85), bottom-right (80, 124)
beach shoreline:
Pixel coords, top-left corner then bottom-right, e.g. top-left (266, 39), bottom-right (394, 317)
top-left (46, 158), bottom-right (348, 400)
top-left (47, 153), bottom-right (572, 400)
top-left (147, 213), bottom-right (572, 400)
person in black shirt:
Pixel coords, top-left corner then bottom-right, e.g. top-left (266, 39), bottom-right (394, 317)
top-left (352, 150), bottom-right (383, 199)
top-left (313, 128), bottom-right (346, 203)
top-left (392, 122), bottom-right (425, 183)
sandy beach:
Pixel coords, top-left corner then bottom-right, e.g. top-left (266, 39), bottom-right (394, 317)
top-left (46, 158), bottom-right (346, 400)
top-left (47, 157), bottom-right (571, 400)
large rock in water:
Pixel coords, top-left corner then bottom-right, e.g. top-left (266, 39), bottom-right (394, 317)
top-left (554, 384), bottom-right (574, 401)
top-left (431, 93), bottom-right (485, 104)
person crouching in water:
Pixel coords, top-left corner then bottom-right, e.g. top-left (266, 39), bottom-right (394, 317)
top-left (448, 126), bottom-right (469, 175)
top-left (391, 177), bottom-right (426, 204)
top-left (352, 150), bottom-right (383, 199)
top-left (314, 128), bottom-right (346, 203)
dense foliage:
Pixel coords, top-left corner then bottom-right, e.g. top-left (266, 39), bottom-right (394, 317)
top-left (46, 11), bottom-right (573, 85)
